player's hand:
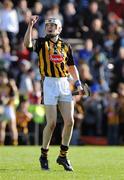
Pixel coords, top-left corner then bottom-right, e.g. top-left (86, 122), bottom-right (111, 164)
top-left (72, 83), bottom-right (90, 98)
top-left (74, 80), bottom-right (84, 95)
top-left (29, 15), bottom-right (39, 27)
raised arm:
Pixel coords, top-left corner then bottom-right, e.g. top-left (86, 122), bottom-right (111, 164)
top-left (24, 15), bottom-right (39, 48)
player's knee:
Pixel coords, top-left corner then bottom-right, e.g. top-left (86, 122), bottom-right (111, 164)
top-left (47, 121), bottom-right (56, 131)
top-left (65, 118), bottom-right (74, 128)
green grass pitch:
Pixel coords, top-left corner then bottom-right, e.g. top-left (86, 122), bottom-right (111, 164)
top-left (0, 146), bottom-right (124, 180)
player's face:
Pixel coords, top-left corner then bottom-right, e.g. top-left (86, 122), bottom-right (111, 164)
top-left (45, 23), bottom-right (61, 37)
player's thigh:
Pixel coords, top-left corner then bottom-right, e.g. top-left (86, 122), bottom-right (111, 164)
top-left (58, 101), bottom-right (74, 122)
top-left (43, 77), bottom-right (58, 105)
top-left (45, 105), bottom-right (57, 124)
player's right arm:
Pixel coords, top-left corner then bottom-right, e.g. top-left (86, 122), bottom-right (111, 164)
top-left (24, 15), bottom-right (39, 48)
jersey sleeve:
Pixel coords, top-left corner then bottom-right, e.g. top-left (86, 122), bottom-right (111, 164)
top-left (66, 44), bottom-right (75, 66)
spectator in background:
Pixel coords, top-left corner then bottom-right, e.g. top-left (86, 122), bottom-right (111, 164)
top-left (16, 95), bottom-right (32, 145)
top-left (117, 82), bottom-right (124, 144)
top-left (78, 63), bottom-right (94, 87)
top-left (71, 94), bottom-right (84, 145)
top-left (0, 2), bottom-right (3, 9)
top-left (82, 83), bottom-right (104, 136)
top-left (76, 0), bottom-right (90, 12)
top-left (89, 46), bottom-right (110, 93)
top-left (32, 1), bottom-right (45, 37)
top-left (48, 4), bottom-right (63, 24)
top-left (78, 38), bottom-right (93, 64)
top-left (113, 28), bottom-right (124, 58)
top-left (105, 92), bottom-right (119, 145)
top-left (32, 1), bottom-right (44, 16)
top-left (16, 39), bottom-right (30, 60)
top-left (0, 0), bottom-right (19, 51)
top-left (108, 0), bottom-right (124, 21)
top-left (83, 18), bottom-right (105, 48)
top-left (104, 82), bottom-right (124, 145)
top-left (0, 32), bottom-right (12, 69)
top-left (18, 60), bottom-right (34, 96)
top-left (29, 80), bottom-right (42, 105)
top-left (0, 71), bottom-right (18, 145)
top-left (104, 22), bottom-right (118, 59)
top-left (1, 32), bottom-right (11, 59)
top-left (16, 0), bottom-right (29, 23)
top-left (112, 47), bottom-right (124, 91)
top-left (61, 2), bottom-right (79, 38)
top-left (78, 0), bottom-right (103, 33)
top-left (98, 0), bottom-right (108, 22)
top-left (39, 0), bottom-right (60, 10)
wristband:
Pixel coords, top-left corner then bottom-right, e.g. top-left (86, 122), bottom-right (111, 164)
top-left (74, 80), bottom-right (81, 88)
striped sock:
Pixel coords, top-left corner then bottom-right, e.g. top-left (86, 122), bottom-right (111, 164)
top-left (59, 144), bottom-right (68, 158)
top-left (41, 148), bottom-right (49, 159)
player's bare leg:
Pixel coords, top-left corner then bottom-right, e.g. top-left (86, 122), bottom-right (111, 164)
top-left (39, 105), bottom-right (57, 170)
top-left (42, 105), bottom-right (57, 149)
top-left (59, 101), bottom-right (74, 146)
top-left (56, 101), bottom-right (74, 171)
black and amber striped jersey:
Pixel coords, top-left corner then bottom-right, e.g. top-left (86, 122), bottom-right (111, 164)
top-left (33, 37), bottom-right (75, 78)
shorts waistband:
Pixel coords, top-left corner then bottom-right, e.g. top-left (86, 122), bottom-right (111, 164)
top-left (45, 76), bottom-right (67, 81)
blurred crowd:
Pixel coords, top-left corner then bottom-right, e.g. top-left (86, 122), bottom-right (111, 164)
top-left (0, 0), bottom-right (124, 146)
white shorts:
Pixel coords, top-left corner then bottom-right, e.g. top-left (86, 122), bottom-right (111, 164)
top-left (43, 77), bottom-right (72, 105)
top-left (0, 105), bottom-right (16, 121)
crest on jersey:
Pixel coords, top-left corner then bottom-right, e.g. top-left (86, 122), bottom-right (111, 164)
top-left (50, 54), bottom-right (64, 63)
